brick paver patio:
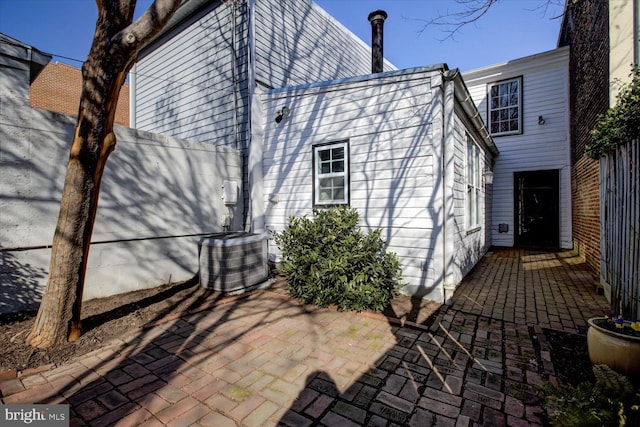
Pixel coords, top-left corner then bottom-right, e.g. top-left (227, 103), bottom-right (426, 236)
top-left (0, 249), bottom-right (609, 426)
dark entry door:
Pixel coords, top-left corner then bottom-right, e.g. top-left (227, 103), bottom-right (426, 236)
top-left (514, 170), bottom-right (560, 248)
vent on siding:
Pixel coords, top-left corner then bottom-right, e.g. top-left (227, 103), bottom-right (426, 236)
top-left (198, 233), bottom-right (270, 292)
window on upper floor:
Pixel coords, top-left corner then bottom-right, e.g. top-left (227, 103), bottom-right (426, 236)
top-left (466, 134), bottom-right (482, 230)
top-left (313, 141), bottom-right (349, 206)
top-left (488, 76), bottom-right (522, 136)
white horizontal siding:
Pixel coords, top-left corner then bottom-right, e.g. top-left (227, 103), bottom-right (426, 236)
top-left (463, 47), bottom-right (571, 248)
top-left (262, 71), bottom-right (443, 298)
top-left (451, 114), bottom-right (490, 284)
top-left (255, 0), bottom-right (395, 88)
top-left (134, 0), bottom-right (398, 146)
top-left (135, 2), bottom-right (248, 147)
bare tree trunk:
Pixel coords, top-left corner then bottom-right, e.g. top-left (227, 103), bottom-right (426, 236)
top-left (27, 0), bottom-right (181, 349)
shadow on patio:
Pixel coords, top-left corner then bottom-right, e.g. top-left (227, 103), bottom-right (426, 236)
top-left (0, 248), bottom-right (609, 426)
top-left (276, 248), bottom-right (609, 426)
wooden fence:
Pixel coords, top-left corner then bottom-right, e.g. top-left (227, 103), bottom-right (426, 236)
top-left (600, 139), bottom-right (640, 319)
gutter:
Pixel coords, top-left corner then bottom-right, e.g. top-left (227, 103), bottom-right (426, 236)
top-left (445, 69), bottom-right (498, 157)
top-left (440, 70), bottom-right (455, 304)
top-left (266, 64), bottom-right (448, 97)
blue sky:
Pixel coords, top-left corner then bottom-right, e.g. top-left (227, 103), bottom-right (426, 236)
top-left (0, 0), bottom-right (564, 72)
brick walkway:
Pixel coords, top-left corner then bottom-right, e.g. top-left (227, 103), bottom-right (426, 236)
top-left (0, 249), bottom-right (609, 426)
top-left (450, 249), bottom-right (607, 333)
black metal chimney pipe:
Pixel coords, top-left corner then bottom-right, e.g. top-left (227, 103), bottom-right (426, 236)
top-left (368, 10), bottom-right (387, 74)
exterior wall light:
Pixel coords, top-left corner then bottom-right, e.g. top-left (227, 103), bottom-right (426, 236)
top-left (483, 169), bottom-right (494, 185)
top-left (538, 115), bottom-right (545, 125)
top-left (275, 106), bottom-right (290, 123)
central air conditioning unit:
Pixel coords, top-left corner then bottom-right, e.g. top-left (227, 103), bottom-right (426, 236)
top-left (198, 232), bottom-right (271, 293)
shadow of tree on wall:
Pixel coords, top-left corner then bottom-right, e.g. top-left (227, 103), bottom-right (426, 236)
top-left (0, 248), bottom-right (46, 314)
top-left (0, 105), bottom-right (73, 314)
top-left (0, 94), bottom-right (244, 310)
top-left (262, 68), bottom-right (468, 305)
top-left (148, 4), bottom-right (239, 148)
top-left (255, 0), bottom-right (386, 88)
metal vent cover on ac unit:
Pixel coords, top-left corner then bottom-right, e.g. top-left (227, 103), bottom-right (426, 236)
top-left (198, 233), bottom-right (271, 293)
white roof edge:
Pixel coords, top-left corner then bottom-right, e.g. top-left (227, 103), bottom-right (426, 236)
top-left (264, 64), bottom-right (447, 96)
top-left (557, 0), bottom-right (572, 48)
top-left (0, 32), bottom-right (52, 82)
top-left (462, 46), bottom-right (570, 77)
top-left (447, 69), bottom-right (498, 157)
top-left (0, 32), bottom-right (52, 65)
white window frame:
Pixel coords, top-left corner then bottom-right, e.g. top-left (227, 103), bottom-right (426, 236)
top-left (487, 76), bottom-right (522, 136)
top-left (313, 141), bottom-right (349, 206)
top-left (466, 134), bottom-right (482, 230)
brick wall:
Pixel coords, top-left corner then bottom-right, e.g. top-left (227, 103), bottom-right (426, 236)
top-left (30, 62), bottom-right (130, 127)
top-left (563, 0), bottom-right (609, 273)
top-left (571, 156), bottom-right (600, 271)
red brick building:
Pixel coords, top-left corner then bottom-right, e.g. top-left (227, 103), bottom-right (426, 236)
top-left (30, 62), bottom-right (130, 127)
top-left (559, 0), bottom-right (609, 274)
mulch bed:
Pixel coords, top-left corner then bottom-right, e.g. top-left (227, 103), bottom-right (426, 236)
top-left (543, 327), bottom-right (594, 386)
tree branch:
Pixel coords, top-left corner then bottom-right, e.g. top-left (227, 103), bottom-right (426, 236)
top-left (113, 0), bottom-right (182, 58)
top-left (410, 0), bottom-right (562, 41)
top-left (414, 0), bottom-right (500, 41)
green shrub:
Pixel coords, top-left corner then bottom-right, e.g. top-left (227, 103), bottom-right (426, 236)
top-left (588, 66), bottom-right (640, 159)
top-left (539, 364), bottom-right (640, 426)
top-left (274, 206), bottom-right (404, 312)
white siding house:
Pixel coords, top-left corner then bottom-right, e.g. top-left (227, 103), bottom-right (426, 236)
top-left (258, 67), bottom-right (497, 301)
top-left (131, 0), bottom-right (394, 145)
top-left (131, 0), bottom-right (395, 226)
top-left (253, 1), bottom-right (395, 88)
top-left (463, 47), bottom-right (571, 249)
top-left (133, 1), bottom-right (246, 147)
top-left (130, 0), bottom-right (498, 302)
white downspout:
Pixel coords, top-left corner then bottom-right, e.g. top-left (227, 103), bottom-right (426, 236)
top-left (228, 0), bottom-right (239, 150)
top-left (432, 72), bottom-right (447, 304)
top-left (442, 70), bottom-right (457, 304)
top-left (246, 0), bottom-right (265, 233)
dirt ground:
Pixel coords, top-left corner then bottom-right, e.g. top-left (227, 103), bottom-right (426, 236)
top-left (0, 276), bottom-right (441, 375)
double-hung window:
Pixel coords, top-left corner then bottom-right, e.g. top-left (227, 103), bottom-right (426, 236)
top-left (466, 134), bottom-right (482, 230)
top-left (313, 141), bottom-right (349, 206)
top-left (488, 76), bottom-right (522, 136)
